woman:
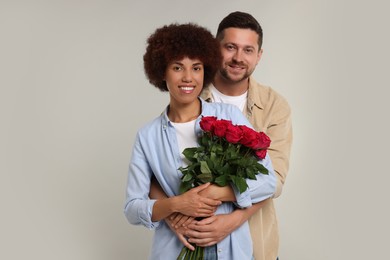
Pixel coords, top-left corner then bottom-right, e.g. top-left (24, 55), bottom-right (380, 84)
top-left (124, 23), bottom-right (276, 259)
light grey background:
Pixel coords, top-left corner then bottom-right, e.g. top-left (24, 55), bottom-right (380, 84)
top-left (2, 0), bottom-right (389, 259)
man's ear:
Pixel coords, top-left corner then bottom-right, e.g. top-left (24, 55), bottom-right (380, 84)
top-left (256, 49), bottom-right (263, 64)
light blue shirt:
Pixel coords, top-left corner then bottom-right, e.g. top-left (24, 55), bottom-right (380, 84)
top-left (124, 98), bottom-right (276, 260)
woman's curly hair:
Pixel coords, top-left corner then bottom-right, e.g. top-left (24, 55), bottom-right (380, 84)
top-left (143, 23), bottom-right (222, 92)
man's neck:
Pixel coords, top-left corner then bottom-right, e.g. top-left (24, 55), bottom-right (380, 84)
top-left (213, 74), bottom-right (250, 96)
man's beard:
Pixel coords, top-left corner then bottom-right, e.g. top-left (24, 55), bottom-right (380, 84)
top-left (219, 62), bottom-right (252, 83)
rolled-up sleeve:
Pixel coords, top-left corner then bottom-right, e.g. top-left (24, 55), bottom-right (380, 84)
top-left (233, 153), bottom-right (276, 208)
top-left (123, 132), bottom-right (161, 229)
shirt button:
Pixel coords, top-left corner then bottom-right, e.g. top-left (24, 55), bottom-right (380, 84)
top-left (218, 249), bottom-right (222, 253)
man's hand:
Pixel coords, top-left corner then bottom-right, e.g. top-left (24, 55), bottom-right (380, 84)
top-left (169, 213), bottom-right (195, 229)
top-left (184, 213), bottom-right (240, 247)
top-left (165, 213), bottom-right (196, 251)
top-left (184, 200), bottom-right (268, 246)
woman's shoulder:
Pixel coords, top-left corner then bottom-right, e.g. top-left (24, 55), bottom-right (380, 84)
top-left (202, 98), bottom-right (240, 115)
top-left (136, 113), bottom-right (166, 138)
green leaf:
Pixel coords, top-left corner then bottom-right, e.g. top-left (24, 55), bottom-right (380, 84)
top-left (230, 175), bottom-right (249, 193)
top-left (179, 181), bottom-right (193, 194)
top-left (181, 172), bottom-right (193, 182)
top-left (182, 147), bottom-right (198, 161)
top-left (255, 163), bottom-right (269, 175)
top-left (200, 161), bottom-right (212, 174)
top-left (214, 175), bottom-right (228, 187)
top-left (197, 172), bottom-right (213, 183)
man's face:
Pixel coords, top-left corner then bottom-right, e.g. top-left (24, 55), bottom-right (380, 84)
top-left (218, 28), bottom-right (262, 83)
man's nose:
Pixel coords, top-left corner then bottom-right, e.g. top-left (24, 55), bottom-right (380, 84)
top-left (232, 49), bottom-right (243, 62)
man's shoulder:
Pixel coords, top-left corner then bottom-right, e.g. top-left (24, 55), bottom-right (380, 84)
top-left (200, 85), bottom-right (212, 101)
top-left (249, 78), bottom-right (282, 98)
top-left (248, 78), bottom-right (290, 108)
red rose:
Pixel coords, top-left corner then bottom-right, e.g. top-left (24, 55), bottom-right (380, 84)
top-left (255, 149), bottom-right (267, 159)
top-left (239, 125), bottom-right (259, 149)
top-left (200, 116), bottom-right (217, 132)
top-left (225, 124), bottom-right (243, 143)
top-left (213, 119), bottom-right (231, 138)
top-left (256, 132), bottom-right (271, 149)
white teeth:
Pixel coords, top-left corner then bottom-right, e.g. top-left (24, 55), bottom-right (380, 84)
top-left (181, 87), bottom-right (194, 91)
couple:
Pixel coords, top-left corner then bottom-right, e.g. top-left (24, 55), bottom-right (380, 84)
top-left (124, 11), bottom-right (292, 260)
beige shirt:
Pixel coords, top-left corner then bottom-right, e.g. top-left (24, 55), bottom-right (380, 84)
top-left (201, 77), bottom-right (293, 260)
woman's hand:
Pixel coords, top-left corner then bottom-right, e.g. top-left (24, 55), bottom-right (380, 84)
top-left (198, 184), bottom-right (236, 202)
top-left (175, 183), bottom-right (222, 217)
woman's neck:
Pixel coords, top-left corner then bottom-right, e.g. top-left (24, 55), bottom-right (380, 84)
top-left (168, 99), bottom-right (201, 123)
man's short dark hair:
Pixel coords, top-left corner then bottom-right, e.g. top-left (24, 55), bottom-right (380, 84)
top-left (216, 11), bottom-right (263, 49)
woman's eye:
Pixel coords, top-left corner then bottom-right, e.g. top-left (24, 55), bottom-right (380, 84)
top-left (173, 66), bottom-right (182, 71)
top-left (193, 66), bottom-right (202, 71)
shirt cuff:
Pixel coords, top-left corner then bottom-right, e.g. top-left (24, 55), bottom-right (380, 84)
top-left (231, 184), bottom-right (252, 208)
top-left (140, 200), bottom-right (161, 229)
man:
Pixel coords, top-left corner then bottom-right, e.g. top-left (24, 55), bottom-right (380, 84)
top-left (184, 11), bottom-right (292, 260)
top-left (150, 11), bottom-right (292, 260)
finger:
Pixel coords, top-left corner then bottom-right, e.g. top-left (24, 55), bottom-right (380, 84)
top-left (181, 216), bottom-right (194, 227)
top-left (195, 211), bottom-right (216, 218)
top-left (196, 215), bottom-right (217, 225)
top-left (188, 235), bottom-right (214, 244)
top-left (168, 214), bottom-right (181, 227)
top-left (169, 213), bottom-right (178, 221)
top-left (171, 214), bottom-right (184, 227)
top-left (185, 229), bottom-right (207, 239)
top-left (192, 207), bottom-right (215, 216)
top-left (198, 207), bottom-right (216, 214)
top-left (187, 219), bottom-right (216, 232)
top-left (190, 182), bottom-right (210, 193)
top-left (196, 241), bottom-right (218, 247)
top-left (175, 215), bottom-right (190, 228)
top-left (200, 197), bottom-right (222, 207)
top-left (177, 234), bottom-right (195, 251)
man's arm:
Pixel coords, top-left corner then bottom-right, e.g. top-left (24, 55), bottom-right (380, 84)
top-left (264, 94), bottom-right (293, 198)
top-left (185, 200), bottom-right (267, 247)
top-left (150, 178), bottom-right (268, 247)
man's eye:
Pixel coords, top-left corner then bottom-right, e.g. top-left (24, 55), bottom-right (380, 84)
top-left (245, 48), bottom-right (254, 53)
top-left (226, 45), bottom-right (235, 50)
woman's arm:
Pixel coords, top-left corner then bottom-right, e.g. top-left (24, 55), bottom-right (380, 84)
top-left (151, 183), bottom-right (221, 221)
top-left (125, 133), bottom-right (221, 227)
top-left (150, 176), bottom-right (236, 202)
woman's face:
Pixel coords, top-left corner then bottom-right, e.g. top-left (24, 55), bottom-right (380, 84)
top-left (165, 57), bottom-right (204, 106)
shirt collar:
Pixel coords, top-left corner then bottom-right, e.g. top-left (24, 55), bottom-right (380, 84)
top-left (247, 76), bottom-right (264, 110)
top-left (160, 97), bottom-right (209, 128)
top-left (201, 77), bottom-right (264, 111)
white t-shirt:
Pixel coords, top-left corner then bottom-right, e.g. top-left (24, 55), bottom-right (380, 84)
top-left (171, 119), bottom-right (198, 167)
top-left (210, 85), bottom-right (247, 112)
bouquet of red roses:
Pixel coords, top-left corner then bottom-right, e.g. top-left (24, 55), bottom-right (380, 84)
top-left (178, 116), bottom-right (271, 194)
top-left (177, 116), bottom-right (271, 259)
